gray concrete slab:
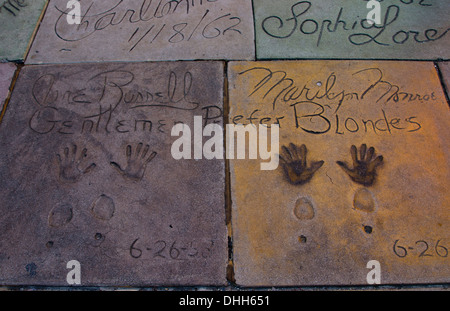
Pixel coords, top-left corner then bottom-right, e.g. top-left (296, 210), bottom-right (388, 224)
top-left (0, 61), bottom-right (227, 286)
top-left (0, 63), bottom-right (16, 113)
top-left (26, 0), bottom-right (255, 64)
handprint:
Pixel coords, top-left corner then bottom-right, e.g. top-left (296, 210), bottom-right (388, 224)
top-left (110, 143), bottom-right (157, 181)
top-left (56, 145), bottom-right (96, 183)
top-left (279, 143), bottom-right (324, 185)
top-left (336, 144), bottom-right (383, 186)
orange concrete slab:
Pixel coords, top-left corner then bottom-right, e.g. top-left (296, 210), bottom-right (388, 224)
top-left (228, 60), bottom-right (450, 286)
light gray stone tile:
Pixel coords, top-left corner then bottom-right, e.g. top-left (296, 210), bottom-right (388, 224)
top-left (27, 0), bottom-right (255, 64)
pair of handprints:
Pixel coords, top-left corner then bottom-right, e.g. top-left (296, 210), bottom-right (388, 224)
top-left (56, 143), bottom-right (157, 183)
top-left (279, 143), bottom-right (383, 186)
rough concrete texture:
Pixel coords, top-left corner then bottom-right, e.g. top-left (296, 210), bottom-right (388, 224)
top-left (438, 62), bottom-right (450, 95)
top-left (0, 63), bottom-right (16, 113)
top-left (26, 0), bottom-right (255, 64)
top-left (0, 61), bottom-right (227, 286)
top-left (253, 0), bottom-right (450, 59)
top-left (228, 60), bottom-right (450, 286)
top-left (0, 0), bottom-right (48, 61)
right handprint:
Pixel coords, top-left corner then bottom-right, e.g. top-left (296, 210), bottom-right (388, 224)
top-left (336, 144), bottom-right (383, 186)
top-left (110, 143), bottom-right (157, 182)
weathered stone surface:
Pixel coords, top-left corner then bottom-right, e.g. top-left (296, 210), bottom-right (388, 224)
top-left (253, 0), bottom-right (450, 59)
top-left (228, 60), bottom-right (450, 286)
top-left (0, 0), bottom-right (48, 61)
top-left (0, 61), bottom-right (227, 286)
top-left (0, 63), bottom-right (16, 114)
top-left (438, 62), bottom-right (450, 95)
top-left (26, 0), bottom-right (255, 64)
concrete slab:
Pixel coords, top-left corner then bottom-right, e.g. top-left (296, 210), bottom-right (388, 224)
top-left (26, 0), bottom-right (255, 64)
top-left (228, 60), bottom-right (450, 286)
top-left (0, 61), bottom-right (227, 286)
top-left (438, 62), bottom-right (450, 95)
top-left (253, 0), bottom-right (450, 60)
top-left (0, 63), bottom-right (16, 114)
top-left (0, 0), bottom-right (48, 61)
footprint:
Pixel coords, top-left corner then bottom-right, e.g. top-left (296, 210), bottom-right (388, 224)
top-left (293, 197), bottom-right (315, 220)
top-left (90, 194), bottom-right (115, 220)
top-left (48, 204), bottom-right (73, 228)
top-left (353, 188), bottom-right (375, 212)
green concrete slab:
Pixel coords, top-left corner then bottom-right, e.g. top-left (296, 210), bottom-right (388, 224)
top-left (253, 0), bottom-right (450, 60)
top-left (0, 61), bottom-right (227, 286)
top-left (228, 60), bottom-right (450, 286)
top-left (0, 0), bottom-right (48, 61)
top-left (26, 0), bottom-right (255, 64)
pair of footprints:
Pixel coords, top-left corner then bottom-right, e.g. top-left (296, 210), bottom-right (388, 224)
top-left (280, 143), bottom-right (384, 186)
top-left (56, 143), bottom-right (157, 183)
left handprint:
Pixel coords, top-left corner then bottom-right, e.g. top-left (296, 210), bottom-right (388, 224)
top-left (56, 145), bottom-right (96, 183)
